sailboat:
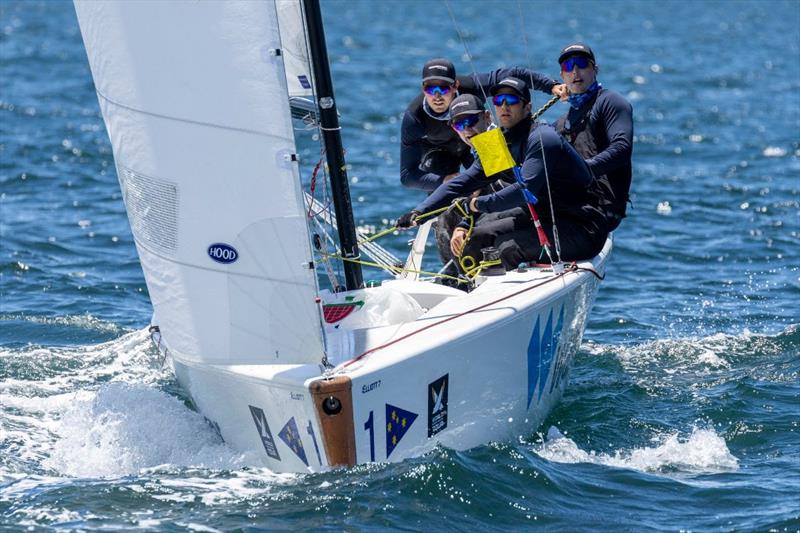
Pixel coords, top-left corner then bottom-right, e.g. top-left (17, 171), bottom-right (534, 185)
top-left (74, 0), bottom-right (612, 473)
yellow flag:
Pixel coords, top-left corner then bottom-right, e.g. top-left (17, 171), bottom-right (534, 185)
top-left (470, 128), bottom-right (516, 177)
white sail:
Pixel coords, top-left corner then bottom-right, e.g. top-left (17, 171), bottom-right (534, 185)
top-left (75, 0), bottom-right (324, 365)
top-left (276, 0), bottom-right (314, 99)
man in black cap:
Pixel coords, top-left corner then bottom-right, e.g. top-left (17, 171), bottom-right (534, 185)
top-left (398, 76), bottom-right (608, 270)
top-left (555, 43), bottom-right (634, 232)
top-left (400, 60), bottom-right (566, 275)
top-left (399, 59), bottom-right (565, 193)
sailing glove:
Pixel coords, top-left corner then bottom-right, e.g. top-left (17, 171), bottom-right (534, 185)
top-left (397, 210), bottom-right (420, 229)
top-left (448, 197), bottom-right (472, 217)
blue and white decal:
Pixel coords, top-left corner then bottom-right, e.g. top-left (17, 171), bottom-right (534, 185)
top-left (526, 306), bottom-right (564, 408)
top-left (207, 243), bottom-right (238, 264)
top-left (386, 403), bottom-right (418, 458)
top-left (249, 405), bottom-right (280, 460)
top-left (279, 417), bottom-right (308, 466)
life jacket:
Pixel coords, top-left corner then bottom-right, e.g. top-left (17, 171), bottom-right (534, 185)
top-left (410, 94), bottom-right (474, 175)
top-left (555, 89), bottom-right (631, 231)
top-left (505, 119), bottom-right (603, 227)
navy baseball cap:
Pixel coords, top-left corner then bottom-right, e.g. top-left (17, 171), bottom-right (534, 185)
top-left (448, 94), bottom-right (485, 122)
top-left (422, 58), bottom-right (456, 84)
top-left (558, 43), bottom-right (596, 64)
top-left (489, 76), bottom-right (530, 102)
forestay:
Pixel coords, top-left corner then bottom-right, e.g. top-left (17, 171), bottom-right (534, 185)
top-left (74, 0), bottom-right (324, 365)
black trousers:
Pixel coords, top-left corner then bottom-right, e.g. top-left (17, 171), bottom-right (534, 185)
top-left (460, 208), bottom-right (607, 269)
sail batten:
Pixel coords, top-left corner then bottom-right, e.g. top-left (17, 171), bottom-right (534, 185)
top-left (75, 0), bottom-right (325, 365)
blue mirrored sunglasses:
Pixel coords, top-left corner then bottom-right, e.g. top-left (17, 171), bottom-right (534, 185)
top-left (561, 55), bottom-right (591, 72)
top-left (492, 93), bottom-right (521, 107)
top-left (423, 84), bottom-right (452, 96)
top-left (451, 114), bottom-right (481, 132)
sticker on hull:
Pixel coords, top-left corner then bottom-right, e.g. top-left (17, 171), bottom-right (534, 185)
top-left (428, 374), bottom-right (449, 437)
top-left (386, 404), bottom-right (417, 458)
top-left (527, 306), bottom-right (564, 408)
top-left (249, 405), bottom-right (281, 460)
top-left (279, 416), bottom-right (308, 466)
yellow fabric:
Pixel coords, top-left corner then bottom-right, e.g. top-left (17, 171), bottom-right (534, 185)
top-left (470, 128), bottom-right (515, 176)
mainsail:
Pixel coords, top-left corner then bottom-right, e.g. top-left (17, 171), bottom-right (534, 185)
top-left (74, 0), bottom-right (324, 365)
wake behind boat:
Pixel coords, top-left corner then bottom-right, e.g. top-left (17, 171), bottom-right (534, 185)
top-left (74, 0), bottom-right (611, 473)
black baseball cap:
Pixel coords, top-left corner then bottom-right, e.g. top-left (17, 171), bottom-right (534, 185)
top-left (489, 76), bottom-right (530, 102)
top-left (448, 94), bottom-right (485, 123)
top-left (558, 43), bottom-right (595, 64)
top-left (421, 58), bottom-right (456, 85)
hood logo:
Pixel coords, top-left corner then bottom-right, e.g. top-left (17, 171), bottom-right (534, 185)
top-left (207, 243), bottom-right (238, 264)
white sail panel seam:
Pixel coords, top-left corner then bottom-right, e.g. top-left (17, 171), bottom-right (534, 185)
top-left (129, 241), bottom-right (315, 287)
top-left (94, 89), bottom-right (292, 141)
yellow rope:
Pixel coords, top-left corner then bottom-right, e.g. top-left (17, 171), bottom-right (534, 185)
top-left (317, 252), bottom-right (468, 285)
top-left (322, 202), bottom-right (488, 285)
top-left (355, 205), bottom-right (451, 246)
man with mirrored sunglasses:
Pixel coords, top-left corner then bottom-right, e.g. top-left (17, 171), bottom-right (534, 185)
top-left (400, 58), bottom-right (566, 193)
top-left (555, 43), bottom-right (634, 233)
top-left (398, 77), bottom-right (608, 269)
top-left (400, 60), bottom-right (566, 276)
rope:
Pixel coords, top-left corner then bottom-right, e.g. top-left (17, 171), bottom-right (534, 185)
top-left (532, 95), bottom-right (559, 122)
top-left (318, 252), bottom-right (468, 285)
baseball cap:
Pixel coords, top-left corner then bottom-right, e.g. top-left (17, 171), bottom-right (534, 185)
top-left (489, 76), bottom-right (530, 102)
top-left (421, 58), bottom-right (456, 85)
top-left (448, 94), bottom-right (485, 122)
top-left (558, 43), bottom-right (595, 64)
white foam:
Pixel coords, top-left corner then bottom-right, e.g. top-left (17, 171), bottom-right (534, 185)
top-left (535, 426), bottom-right (738, 474)
top-left (762, 146), bottom-right (787, 157)
top-left (44, 382), bottom-right (247, 478)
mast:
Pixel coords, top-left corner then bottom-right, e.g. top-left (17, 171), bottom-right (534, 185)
top-left (301, 0), bottom-right (363, 290)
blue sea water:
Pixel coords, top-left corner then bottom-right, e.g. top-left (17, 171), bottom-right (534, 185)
top-left (1, 0), bottom-right (799, 530)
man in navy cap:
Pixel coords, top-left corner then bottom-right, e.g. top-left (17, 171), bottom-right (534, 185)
top-left (400, 59), bottom-right (566, 193)
top-left (400, 60), bottom-right (567, 272)
top-left (398, 77), bottom-right (608, 269)
top-left (555, 43), bottom-right (634, 232)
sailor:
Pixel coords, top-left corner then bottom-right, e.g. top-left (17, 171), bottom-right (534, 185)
top-left (555, 43), bottom-right (634, 232)
top-left (401, 60), bottom-right (566, 271)
top-left (397, 77), bottom-right (608, 269)
top-left (400, 59), bottom-right (567, 193)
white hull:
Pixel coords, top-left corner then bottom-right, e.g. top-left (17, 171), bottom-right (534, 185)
top-left (168, 238), bottom-right (611, 473)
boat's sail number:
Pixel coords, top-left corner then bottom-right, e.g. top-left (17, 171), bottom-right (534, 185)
top-left (207, 243), bottom-right (239, 264)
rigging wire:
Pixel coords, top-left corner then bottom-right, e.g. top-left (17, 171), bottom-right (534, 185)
top-left (516, 0), bottom-right (564, 267)
top-left (443, 0), bottom-right (496, 123)
top-left (516, 1), bottom-right (539, 112)
top-left (443, 0), bottom-right (567, 268)
top-left (297, 0), bottom-right (346, 287)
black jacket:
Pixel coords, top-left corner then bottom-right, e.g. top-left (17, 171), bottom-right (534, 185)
top-left (415, 120), bottom-right (602, 227)
top-left (555, 88), bottom-right (633, 230)
top-left (400, 67), bottom-right (558, 192)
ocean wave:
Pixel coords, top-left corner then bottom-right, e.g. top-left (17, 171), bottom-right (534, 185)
top-left (583, 324), bottom-right (799, 388)
top-left (534, 426), bottom-right (738, 475)
top-left (43, 382), bottom-right (249, 478)
top-left (0, 312), bottom-right (124, 335)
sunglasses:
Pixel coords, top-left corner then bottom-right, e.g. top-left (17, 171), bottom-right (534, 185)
top-left (451, 114), bottom-right (481, 132)
top-left (561, 56), bottom-right (592, 72)
top-left (423, 84), bottom-right (453, 96)
top-left (492, 93), bottom-right (521, 107)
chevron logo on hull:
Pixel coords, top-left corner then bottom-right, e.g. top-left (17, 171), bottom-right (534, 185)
top-left (526, 306), bottom-right (565, 408)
